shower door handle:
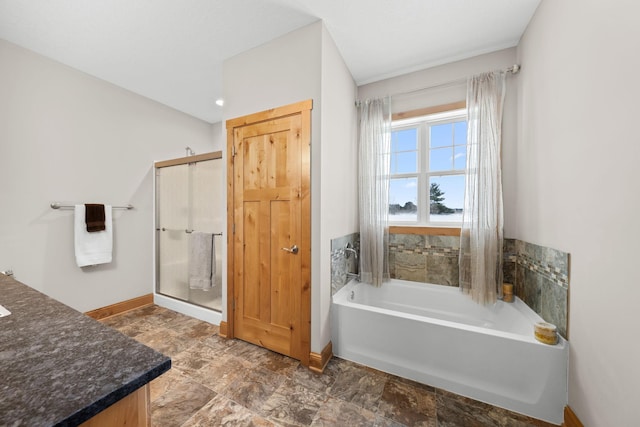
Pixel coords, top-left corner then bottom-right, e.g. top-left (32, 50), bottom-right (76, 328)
top-left (281, 245), bottom-right (298, 254)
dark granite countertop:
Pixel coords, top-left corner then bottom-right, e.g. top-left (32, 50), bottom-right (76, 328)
top-left (0, 274), bottom-right (171, 426)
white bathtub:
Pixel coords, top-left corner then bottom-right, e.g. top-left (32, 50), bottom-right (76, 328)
top-left (331, 279), bottom-right (568, 424)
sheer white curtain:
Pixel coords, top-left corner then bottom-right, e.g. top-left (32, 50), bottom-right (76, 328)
top-left (358, 98), bottom-right (391, 287)
top-left (459, 72), bottom-right (506, 304)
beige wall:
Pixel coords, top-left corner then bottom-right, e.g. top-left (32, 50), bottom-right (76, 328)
top-left (358, 48), bottom-right (519, 236)
top-left (516, 1), bottom-right (640, 425)
top-left (0, 39), bottom-right (215, 312)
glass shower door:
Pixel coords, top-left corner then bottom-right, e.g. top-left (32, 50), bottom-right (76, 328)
top-left (156, 158), bottom-right (223, 311)
top-left (189, 159), bottom-right (223, 309)
top-left (157, 163), bottom-right (190, 302)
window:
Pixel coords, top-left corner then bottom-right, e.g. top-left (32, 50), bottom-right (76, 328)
top-left (388, 108), bottom-right (467, 225)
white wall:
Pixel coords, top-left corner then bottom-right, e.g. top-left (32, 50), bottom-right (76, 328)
top-left (318, 25), bottom-right (358, 351)
top-left (0, 39), bottom-right (215, 312)
top-left (358, 48), bottom-right (519, 236)
top-left (222, 21), bottom-right (322, 339)
top-left (222, 22), bottom-right (322, 122)
top-left (222, 21), bottom-right (356, 354)
top-left (210, 121), bottom-right (224, 151)
top-left (516, 1), bottom-right (640, 425)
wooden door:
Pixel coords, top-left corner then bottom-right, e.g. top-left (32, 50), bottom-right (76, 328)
top-left (226, 100), bottom-right (311, 364)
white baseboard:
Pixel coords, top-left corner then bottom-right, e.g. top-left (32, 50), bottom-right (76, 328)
top-left (154, 293), bottom-right (222, 325)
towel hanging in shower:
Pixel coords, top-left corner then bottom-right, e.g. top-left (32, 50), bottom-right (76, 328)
top-left (188, 232), bottom-right (216, 290)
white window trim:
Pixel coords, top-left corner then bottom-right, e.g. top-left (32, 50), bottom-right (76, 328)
top-left (389, 108), bottom-right (467, 227)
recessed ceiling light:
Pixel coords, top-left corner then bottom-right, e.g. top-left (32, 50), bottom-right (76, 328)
top-left (215, 98), bottom-right (224, 107)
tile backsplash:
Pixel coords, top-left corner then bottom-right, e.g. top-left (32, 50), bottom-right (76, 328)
top-left (504, 238), bottom-right (570, 339)
top-left (330, 232), bottom-right (359, 295)
top-left (389, 233), bottom-right (460, 286)
top-left (330, 231), bottom-right (570, 339)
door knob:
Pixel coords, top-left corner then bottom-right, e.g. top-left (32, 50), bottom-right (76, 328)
top-left (281, 245), bottom-right (299, 254)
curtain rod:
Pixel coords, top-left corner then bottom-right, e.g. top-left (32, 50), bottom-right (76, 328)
top-left (355, 64), bottom-right (520, 107)
top-left (50, 202), bottom-right (134, 210)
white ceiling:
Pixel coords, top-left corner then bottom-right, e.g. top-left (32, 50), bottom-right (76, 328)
top-left (0, 0), bottom-right (540, 123)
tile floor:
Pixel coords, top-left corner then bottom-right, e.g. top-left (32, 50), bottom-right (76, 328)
top-left (101, 305), bottom-right (557, 427)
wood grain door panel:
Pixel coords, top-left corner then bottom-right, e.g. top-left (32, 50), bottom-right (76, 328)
top-left (228, 102), bottom-right (310, 362)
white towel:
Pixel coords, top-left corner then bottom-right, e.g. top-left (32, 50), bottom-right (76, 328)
top-left (74, 205), bottom-right (113, 267)
top-left (189, 232), bottom-right (216, 290)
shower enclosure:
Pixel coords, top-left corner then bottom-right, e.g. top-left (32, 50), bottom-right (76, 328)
top-left (154, 151), bottom-right (223, 322)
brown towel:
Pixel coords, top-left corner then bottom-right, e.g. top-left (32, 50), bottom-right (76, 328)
top-left (85, 204), bottom-right (106, 232)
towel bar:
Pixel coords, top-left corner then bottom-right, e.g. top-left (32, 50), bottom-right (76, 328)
top-left (156, 228), bottom-right (222, 236)
top-left (51, 203), bottom-right (134, 210)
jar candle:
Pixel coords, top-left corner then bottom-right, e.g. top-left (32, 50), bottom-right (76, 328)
top-left (502, 283), bottom-right (514, 302)
top-left (534, 322), bottom-right (558, 345)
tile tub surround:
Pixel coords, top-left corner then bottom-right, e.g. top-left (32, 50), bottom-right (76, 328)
top-left (503, 237), bottom-right (518, 285)
top-left (388, 234), bottom-right (570, 339)
top-left (330, 233), bottom-right (569, 339)
top-left (389, 233), bottom-right (460, 286)
top-left (504, 238), bottom-right (570, 339)
top-left (0, 274), bottom-right (171, 426)
top-left (104, 304), bottom-right (558, 427)
top-left (330, 232), bottom-right (461, 295)
top-left (330, 232), bottom-right (359, 295)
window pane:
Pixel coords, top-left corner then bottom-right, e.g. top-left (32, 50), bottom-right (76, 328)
top-left (392, 151), bottom-right (417, 174)
top-left (429, 147), bottom-right (452, 171)
top-left (429, 175), bottom-right (465, 223)
top-left (389, 177), bottom-right (418, 222)
top-left (454, 145), bottom-right (466, 170)
top-left (392, 128), bottom-right (417, 152)
top-left (454, 121), bottom-right (467, 146)
top-left (430, 123), bottom-right (452, 148)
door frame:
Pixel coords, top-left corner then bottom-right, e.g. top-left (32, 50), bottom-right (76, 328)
top-left (223, 100), bottom-right (312, 366)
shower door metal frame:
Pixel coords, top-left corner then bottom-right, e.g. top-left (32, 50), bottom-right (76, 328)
top-left (155, 151), bottom-right (222, 169)
top-left (154, 151), bottom-right (223, 310)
